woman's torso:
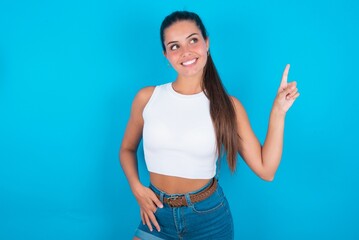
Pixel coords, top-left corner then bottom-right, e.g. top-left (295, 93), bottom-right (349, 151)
top-left (142, 82), bottom-right (218, 194)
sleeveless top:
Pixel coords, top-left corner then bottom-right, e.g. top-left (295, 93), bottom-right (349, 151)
top-left (142, 82), bottom-right (218, 179)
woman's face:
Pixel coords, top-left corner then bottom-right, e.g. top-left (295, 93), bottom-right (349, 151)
top-left (163, 20), bottom-right (209, 78)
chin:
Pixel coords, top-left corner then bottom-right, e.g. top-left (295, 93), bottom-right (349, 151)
top-left (177, 65), bottom-right (206, 78)
top-left (179, 70), bottom-right (204, 78)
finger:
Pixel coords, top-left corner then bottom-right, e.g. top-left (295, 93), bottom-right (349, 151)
top-left (144, 212), bottom-right (153, 232)
top-left (279, 64), bottom-right (290, 90)
top-left (149, 205), bottom-right (157, 213)
top-left (286, 82), bottom-right (298, 98)
top-left (284, 86), bottom-right (297, 98)
top-left (288, 88), bottom-right (298, 98)
top-left (148, 212), bottom-right (161, 232)
top-left (279, 86), bottom-right (293, 99)
top-left (150, 193), bottom-right (163, 209)
top-left (140, 209), bottom-right (145, 225)
top-left (287, 81), bottom-right (297, 88)
top-left (291, 92), bottom-right (300, 100)
top-left (286, 92), bottom-right (300, 101)
top-left (281, 81), bottom-right (296, 95)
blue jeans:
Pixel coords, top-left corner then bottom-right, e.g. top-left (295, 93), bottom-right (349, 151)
top-left (134, 179), bottom-right (234, 240)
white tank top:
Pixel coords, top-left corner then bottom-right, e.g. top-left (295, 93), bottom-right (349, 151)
top-left (142, 82), bottom-right (218, 179)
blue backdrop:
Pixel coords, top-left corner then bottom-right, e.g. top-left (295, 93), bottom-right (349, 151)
top-left (1, 0), bottom-right (358, 239)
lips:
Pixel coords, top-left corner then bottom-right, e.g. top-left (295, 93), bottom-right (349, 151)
top-left (181, 58), bottom-right (198, 66)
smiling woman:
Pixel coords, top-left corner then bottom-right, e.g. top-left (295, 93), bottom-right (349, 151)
top-left (119, 10), bottom-right (299, 240)
top-left (163, 21), bottom-right (209, 79)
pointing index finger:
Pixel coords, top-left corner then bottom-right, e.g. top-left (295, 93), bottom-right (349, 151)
top-left (280, 64), bottom-right (290, 89)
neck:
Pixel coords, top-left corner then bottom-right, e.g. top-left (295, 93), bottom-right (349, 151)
top-left (173, 73), bottom-right (203, 95)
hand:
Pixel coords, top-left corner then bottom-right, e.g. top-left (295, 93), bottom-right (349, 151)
top-left (132, 183), bottom-right (163, 232)
top-left (274, 64), bottom-right (300, 114)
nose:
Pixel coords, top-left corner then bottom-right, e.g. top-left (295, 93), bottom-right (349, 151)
top-left (180, 44), bottom-right (192, 57)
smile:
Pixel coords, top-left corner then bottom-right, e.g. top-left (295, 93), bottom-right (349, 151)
top-left (181, 58), bottom-right (198, 66)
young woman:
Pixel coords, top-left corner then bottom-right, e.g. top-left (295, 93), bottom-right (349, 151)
top-left (120, 11), bottom-right (299, 240)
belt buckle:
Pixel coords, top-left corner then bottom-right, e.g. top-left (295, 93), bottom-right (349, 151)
top-left (167, 195), bottom-right (180, 207)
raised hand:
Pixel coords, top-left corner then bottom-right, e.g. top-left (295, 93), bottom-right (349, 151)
top-left (274, 64), bottom-right (300, 114)
top-left (132, 183), bottom-right (163, 232)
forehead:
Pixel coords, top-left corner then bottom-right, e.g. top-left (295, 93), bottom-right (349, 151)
top-left (163, 20), bottom-right (202, 43)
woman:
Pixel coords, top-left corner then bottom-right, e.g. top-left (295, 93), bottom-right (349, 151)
top-left (120, 11), bottom-right (299, 240)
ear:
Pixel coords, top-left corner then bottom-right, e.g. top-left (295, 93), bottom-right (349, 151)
top-left (163, 50), bottom-right (167, 58)
top-left (206, 37), bottom-right (210, 51)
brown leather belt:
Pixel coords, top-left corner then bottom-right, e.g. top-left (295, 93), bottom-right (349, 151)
top-left (156, 179), bottom-right (217, 207)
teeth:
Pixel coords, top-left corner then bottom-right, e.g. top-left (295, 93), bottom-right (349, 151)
top-left (182, 58), bottom-right (197, 66)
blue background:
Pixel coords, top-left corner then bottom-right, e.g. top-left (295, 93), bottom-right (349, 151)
top-left (1, 0), bottom-right (358, 239)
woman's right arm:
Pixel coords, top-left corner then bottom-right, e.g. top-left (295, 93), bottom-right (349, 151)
top-left (119, 86), bottom-right (163, 232)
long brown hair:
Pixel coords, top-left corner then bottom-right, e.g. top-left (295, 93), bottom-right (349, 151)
top-left (160, 11), bottom-right (239, 172)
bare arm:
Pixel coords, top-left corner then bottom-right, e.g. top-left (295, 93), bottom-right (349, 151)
top-left (119, 86), bottom-right (163, 232)
top-left (233, 64), bottom-right (299, 181)
top-left (119, 87), bottom-right (148, 189)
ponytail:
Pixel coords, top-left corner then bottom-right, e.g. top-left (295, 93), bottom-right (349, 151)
top-left (202, 53), bottom-right (239, 172)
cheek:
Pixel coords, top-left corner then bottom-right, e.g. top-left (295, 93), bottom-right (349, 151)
top-left (166, 52), bottom-right (180, 64)
top-left (193, 43), bottom-right (208, 58)
top-left (193, 43), bottom-right (208, 55)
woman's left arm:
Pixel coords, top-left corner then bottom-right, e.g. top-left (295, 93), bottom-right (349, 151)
top-left (232, 64), bottom-right (299, 181)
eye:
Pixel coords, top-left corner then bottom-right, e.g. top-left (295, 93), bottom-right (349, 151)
top-left (190, 38), bottom-right (198, 44)
top-left (170, 44), bottom-right (179, 51)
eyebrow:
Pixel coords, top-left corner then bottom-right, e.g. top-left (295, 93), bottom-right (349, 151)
top-left (166, 33), bottom-right (199, 46)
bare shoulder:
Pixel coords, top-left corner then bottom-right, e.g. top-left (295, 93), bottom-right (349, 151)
top-left (133, 86), bottom-right (156, 109)
top-left (230, 96), bottom-right (246, 113)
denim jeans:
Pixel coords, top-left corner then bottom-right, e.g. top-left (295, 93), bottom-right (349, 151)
top-left (134, 179), bottom-right (234, 240)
